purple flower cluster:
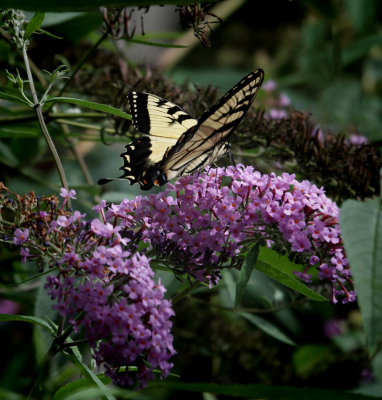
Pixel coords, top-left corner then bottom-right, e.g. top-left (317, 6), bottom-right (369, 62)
top-left (38, 192), bottom-right (175, 387)
top-left (101, 165), bottom-right (354, 304)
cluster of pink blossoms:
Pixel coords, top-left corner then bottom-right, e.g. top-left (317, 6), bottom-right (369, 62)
top-left (14, 189), bottom-right (175, 388)
top-left (100, 165), bottom-right (354, 304)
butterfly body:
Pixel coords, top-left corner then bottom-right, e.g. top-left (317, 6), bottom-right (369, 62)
top-left (98, 69), bottom-right (264, 190)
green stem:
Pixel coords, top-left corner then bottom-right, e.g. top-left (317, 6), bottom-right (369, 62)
top-left (22, 44), bottom-right (71, 208)
top-left (56, 310), bottom-right (85, 344)
top-left (57, 316), bottom-right (65, 337)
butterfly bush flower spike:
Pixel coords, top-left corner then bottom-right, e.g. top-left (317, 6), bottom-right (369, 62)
top-left (105, 165), bottom-right (354, 304)
top-left (43, 211), bottom-right (175, 387)
top-left (4, 186), bottom-right (175, 388)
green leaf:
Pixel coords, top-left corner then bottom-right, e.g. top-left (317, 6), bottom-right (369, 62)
top-left (256, 247), bottom-right (328, 301)
top-left (150, 381), bottom-right (378, 399)
top-left (0, 0), bottom-right (214, 12)
top-left (235, 244), bottom-right (259, 307)
top-left (64, 351), bottom-right (115, 400)
top-left (53, 375), bottom-right (112, 400)
top-left (0, 314), bottom-right (54, 334)
top-left (257, 246), bottom-right (304, 275)
top-left (0, 124), bottom-right (41, 139)
top-left (340, 198), bottom-right (382, 356)
top-left (24, 12), bottom-right (45, 39)
top-left (0, 91), bottom-right (30, 106)
top-left (239, 311), bottom-right (296, 346)
top-left (45, 97), bottom-right (131, 120)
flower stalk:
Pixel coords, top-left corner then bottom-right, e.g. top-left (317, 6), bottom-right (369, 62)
top-left (21, 43), bottom-right (71, 207)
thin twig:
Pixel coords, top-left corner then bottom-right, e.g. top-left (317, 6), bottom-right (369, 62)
top-left (22, 43), bottom-right (71, 208)
top-left (60, 338), bottom-right (91, 348)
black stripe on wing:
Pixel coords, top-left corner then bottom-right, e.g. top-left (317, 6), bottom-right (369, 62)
top-left (127, 91), bottom-right (197, 138)
top-left (127, 92), bottom-right (150, 133)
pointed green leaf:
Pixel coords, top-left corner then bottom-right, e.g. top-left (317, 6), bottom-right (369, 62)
top-left (53, 375), bottom-right (111, 400)
top-left (256, 247), bottom-right (328, 301)
top-left (64, 351), bottom-right (115, 400)
top-left (45, 97), bottom-right (131, 120)
top-left (235, 244), bottom-right (259, 307)
top-left (0, 313), bottom-right (54, 334)
top-left (340, 198), bottom-right (382, 356)
top-left (0, 91), bottom-right (30, 106)
top-left (25, 12), bottom-right (45, 39)
top-left (239, 311), bottom-right (296, 346)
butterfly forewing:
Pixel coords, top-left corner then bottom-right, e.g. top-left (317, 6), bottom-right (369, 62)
top-left (197, 69), bottom-right (264, 138)
top-left (161, 69), bottom-right (264, 179)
